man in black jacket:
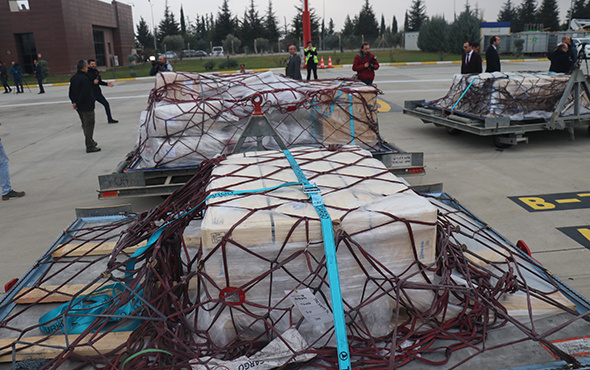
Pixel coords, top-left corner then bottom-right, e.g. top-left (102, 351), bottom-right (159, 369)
top-left (1, 61), bottom-right (12, 93)
top-left (33, 60), bottom-right (45, 94)
top-left (461, 41), bottom-right (483, 74)
top-left (285, 45), bottom-right (302, 80)
top-left (69, 60), bottom-right (100, 153)
top-left (87, 59), bottom-right (117, 124)
top-left (485, 36), bottom-right (501, 73)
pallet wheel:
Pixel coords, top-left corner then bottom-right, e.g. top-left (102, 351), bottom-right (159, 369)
top-left (493, 135), bottom-right (512, 149)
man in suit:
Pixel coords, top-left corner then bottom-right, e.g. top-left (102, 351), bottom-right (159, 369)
top-left (33, 60), bottom-right (45, 94)
top-left (563, 35), bottom-right (577, 71)
top-left (0, 61), bottom-right (12, 93)
top-left (285, 45), bottom-right (302, 80)
top-left (461, 41), bottom-right (482, 74)
top-left (87, 59), bottom-right (118, 123)
top-left (69, 60), bottom-right (100, 153)
top-left (485, 36), bottom-right (501, 73)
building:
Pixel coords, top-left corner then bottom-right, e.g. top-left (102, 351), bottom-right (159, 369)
top-left (0, 0), bottom-right (134, 75)
top-left (404, 31), bottom-right (419, 51)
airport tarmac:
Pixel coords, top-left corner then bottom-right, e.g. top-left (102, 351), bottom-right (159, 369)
top-left (0, 60), bottom-right (588, 302)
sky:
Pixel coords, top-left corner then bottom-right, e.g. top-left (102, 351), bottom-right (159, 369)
top-left (124, 0), bottom-right (574, 34)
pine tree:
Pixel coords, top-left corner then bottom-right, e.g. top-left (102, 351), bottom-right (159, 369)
top-left (239, 0), bottom-right (264, 52)
top-left (407, 0), bottom-right (428, 31)
top-left (380, 14), bottom-right (386, 36)
top-left (571, 0), bottom-right (586, 18)
top-left (518, 0), bottom-right (537, 30)
top-left (447, 3), bottom-right (480, 53)
top-left (158, 3), bottom-right (181, 44)
top-left (289, 5), bottom-right (321, 44)
top-left (328, 18), bottom-right (335, 36)
top-left (135, 16), bottom-right (154, 49)
top-left (180, 6), bottom-right (186, 36)
top-left (403, 11), bottom-right (409, 32)
top-left (213, 0), bottom-right (235, 44)
top-left (264, 0), bottom-right (280, 42)
top-left (418, 16), bottom-right (448, 52)
top-left (342, 15), bottom-right (354, 36)
top-left (536, 0), bottom-right (559, 31)
top-left (392, 15), bottom-right (398, 34)
top-left (354, 0), bottom-right (379, 42)
top-left (497, 0), bottom-right (518, 23)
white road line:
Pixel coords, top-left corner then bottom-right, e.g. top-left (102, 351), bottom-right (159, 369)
top-left (0, 94), bottom-right (149, 109)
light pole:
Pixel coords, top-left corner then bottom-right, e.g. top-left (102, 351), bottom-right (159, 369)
top-left (148, 0), bottom-right (157, 51)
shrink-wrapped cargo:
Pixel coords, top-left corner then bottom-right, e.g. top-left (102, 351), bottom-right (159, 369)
top-left (195, 146), bottom-right (438, 346)
top-left (430, 72), bottom-right (590, 120)
top-left (135, 71), bottom-right (384, 168)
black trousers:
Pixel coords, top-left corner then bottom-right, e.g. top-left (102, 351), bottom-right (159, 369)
top-left (1, 76), bottom-right (10, 92)
top-left (95, 93), bottom-right (113, 121)
top-left (306, 63), bottom-right (317, 80)
top-left (13, 78), bottom-right (23, 93)
top-left (37, 77), bottom-right (44, 93)
top-left (77, 110), bottom-right (96, 149)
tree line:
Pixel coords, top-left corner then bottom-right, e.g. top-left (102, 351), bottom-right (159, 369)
top-left (135, 0), bottom-right (403, 55)
top-left (408, 0), bottom-right (565, 55)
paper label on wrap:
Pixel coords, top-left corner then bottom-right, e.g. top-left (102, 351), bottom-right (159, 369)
top-left (286, 288), bottom-right (333, 325)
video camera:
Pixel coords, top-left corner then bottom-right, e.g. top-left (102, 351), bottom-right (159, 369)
top-left (149, 55), bottom-right (159, 66)
top-left (368, 56), bottom-right (377, 70)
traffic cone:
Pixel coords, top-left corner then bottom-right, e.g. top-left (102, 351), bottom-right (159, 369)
top-left (320, 56), bottom-right (325, 69)
top-left (328, 56), bottom-right (333, 68)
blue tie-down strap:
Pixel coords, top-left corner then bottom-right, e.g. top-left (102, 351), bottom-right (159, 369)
top-left (282, 149), bottom-right (352, 370)
top-left (39, 283), bottom-right (143, 335)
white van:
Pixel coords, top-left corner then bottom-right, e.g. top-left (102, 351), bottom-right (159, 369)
top-left (211, 46), bottom-right (224, 57)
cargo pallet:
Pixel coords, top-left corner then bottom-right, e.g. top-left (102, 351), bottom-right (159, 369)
top-left (403, 69), bottom-right (590, 148)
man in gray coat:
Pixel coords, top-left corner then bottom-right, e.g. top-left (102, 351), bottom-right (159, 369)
top-left (285, 45), bottom-right (302, 80)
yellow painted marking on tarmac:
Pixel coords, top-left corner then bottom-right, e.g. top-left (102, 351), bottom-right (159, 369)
top-left (390, 62), bottom-right (407, 66)
top-left (376, 99), bottom-right (391, 112)
top-left (422, 61), bottom-right (437, 65)
top-left (555, 198), bottom-right (581, 204)
top-left (577, 193), bottom-right (590, 197)
top-left (579, 228), bottom-right (590, 242)
top-left (519, 197), bottom-right (556, 210)
top-left (252, 68), bottom-right (270, 72)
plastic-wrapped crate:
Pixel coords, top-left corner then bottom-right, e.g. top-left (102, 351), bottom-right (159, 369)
top-left (430, 72), bottom-right (590, 120)
top-left (196, 146), bottom-right (438, 346)
top-left (136, 71), bottom-right (383, 168)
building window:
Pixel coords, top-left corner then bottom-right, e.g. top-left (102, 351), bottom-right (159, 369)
top-left (108, 42), bottom-right (112, 54)
top-left (93, 30), bottom-right (106, 67)
top-left (9, 0), bottom-right (30, 12)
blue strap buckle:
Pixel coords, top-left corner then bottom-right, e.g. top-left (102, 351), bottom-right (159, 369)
top-left (302, 183), bottom-right (320, 194)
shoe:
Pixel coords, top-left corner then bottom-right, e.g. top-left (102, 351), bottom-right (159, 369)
top-left (2, 91), bottom-right (8, 94)
top-left (86, 146), bottom-right (101, 153)
top-left (2, 190), bottom-right (25, 200)
top-left (108, 119), bottom-right (118, 124)
top-left (38, 91), bottom-right (45, 94)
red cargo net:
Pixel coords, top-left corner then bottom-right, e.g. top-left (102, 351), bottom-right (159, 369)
top-left (0, 147), bottom-right (588, 369)
top-left (133, 71), bottom-right (384, 169)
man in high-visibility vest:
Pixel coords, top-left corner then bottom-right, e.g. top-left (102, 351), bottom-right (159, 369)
top-left (304, 41), bottom-right (318, 80)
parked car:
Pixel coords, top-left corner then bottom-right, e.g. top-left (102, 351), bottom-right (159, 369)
top-left (211, 46), bottom-right (224, 57)
top-left (195, 50), bottom-right (208, 57)
top-left (161, 51), bottom-right (178, 59)
top-left (573, 37), bottom-right (590, 59)
top-left (182, 49), bottom-right (197, 57)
